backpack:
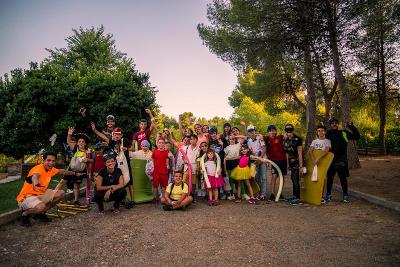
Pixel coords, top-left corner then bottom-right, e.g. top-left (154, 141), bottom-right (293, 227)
top-left (169, 182), bottom-right (184, 199)
top-left (69, 151), bottom-right (87, 172)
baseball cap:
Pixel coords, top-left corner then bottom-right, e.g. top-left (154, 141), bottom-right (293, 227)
top-left (209, 127), bottom-right (217, 134)
top-left (113, 127), bottom-right (122, 134)
top-left (247, 125), bottom-right (256, 132)
top-left (106, 115), bottom-right (115, 121)
top-left (267, 125), bottom-right (277, 132)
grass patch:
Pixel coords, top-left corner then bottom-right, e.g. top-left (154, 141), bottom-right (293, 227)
top-left (0, 175), bottom-right (66, 214)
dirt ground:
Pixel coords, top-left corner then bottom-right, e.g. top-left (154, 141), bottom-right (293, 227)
top-left (345, 156), bottom-right (400, 202)
top-left (0, 192), bottom-right (399, 266)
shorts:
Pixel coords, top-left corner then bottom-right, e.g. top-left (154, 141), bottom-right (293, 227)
top-left (153, 172), bottom-right (168, 188)
top-left (183, 171), bottom-right (198, 185)
top-left (271, 160), bottom-right (287, 176)
top-left (63, 172), bottom-right (86, 184)
top-left (18, 196), bottom-right (43, 210)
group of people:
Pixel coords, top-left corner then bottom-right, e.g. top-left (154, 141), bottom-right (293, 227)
top-left (16, 108), bottom-right (360, 226)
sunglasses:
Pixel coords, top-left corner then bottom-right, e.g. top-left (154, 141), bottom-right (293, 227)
top-left (285, 128), bottom-right (294, 132)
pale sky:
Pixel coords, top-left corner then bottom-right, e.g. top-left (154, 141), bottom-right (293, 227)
top-left (0, 0), bottom-right (237, 119)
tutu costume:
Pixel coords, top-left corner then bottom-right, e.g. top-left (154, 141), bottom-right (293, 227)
top-left (231, 155), bottom-right (252, 181)
top-left (203, 161), bottom-right (224, 189)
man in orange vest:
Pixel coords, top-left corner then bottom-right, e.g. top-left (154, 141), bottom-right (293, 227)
top-left (17, 151), bottom-right (83, 227)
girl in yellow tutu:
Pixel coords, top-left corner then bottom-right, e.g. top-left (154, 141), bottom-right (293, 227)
top-left (231, 144), bottom-right (267, 204)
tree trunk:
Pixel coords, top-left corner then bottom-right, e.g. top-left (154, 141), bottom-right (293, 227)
top-left (378, 28), bottom-right (387, 154)
top-left (304, 42), bottom-right (317, 149)
top-left (324, 0), bottom-right (360, 168)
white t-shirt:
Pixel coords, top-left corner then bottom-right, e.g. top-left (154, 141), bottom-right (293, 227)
top-left (204, 160), bottom-right (217, 176)
top-left (247, 136), bottom-right (265, 156)
top-left (310, 138), bottom-right (331, 150)
top-left (224, 143), bottom-right (241, 158)
top-left (182, 145), bottom-right (200, 173)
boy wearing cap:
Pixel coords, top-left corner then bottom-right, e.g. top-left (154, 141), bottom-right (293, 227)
top-left (326, 117), bottom-right (360, 203)
top-left (91, 124), bottom-right (135, 208)
top-left (246, 125), bottom-right (267, 200)
top-left (283, 124), bottom-right (304, 205)
top-left (132, 109), bottom-right (155, 150)
top-left (264, 125), bottom-right (287, 201)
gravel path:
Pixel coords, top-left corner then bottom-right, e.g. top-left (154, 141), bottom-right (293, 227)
top-left (0, 194), bottom-right (399, 267)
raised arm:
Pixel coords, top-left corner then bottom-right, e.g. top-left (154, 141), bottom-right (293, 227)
top-left (67, 127), bottom-right (76, 151)
top-left (145, 109), bottom-right (155, 132)
top-left (178, 114), bottom-right (185, 137)
top-left (240, 120), bottom-right (247, 135)
top-left (91, 122), bottom-right (109, 143)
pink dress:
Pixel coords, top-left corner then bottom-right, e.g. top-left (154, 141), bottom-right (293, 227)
top-left (203, 160), bottom-right (224, 189)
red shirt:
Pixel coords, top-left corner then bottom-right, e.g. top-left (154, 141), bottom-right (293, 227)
top-left (264, 135), bottom-right (286, 161)
top-left (131, 128), bottom-right (152, 148)
top-left (92, 155), bottom-right (105, 173)
top-left (152, 149), bottom-right (169, 174)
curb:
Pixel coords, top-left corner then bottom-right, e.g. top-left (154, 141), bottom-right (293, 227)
top-left (0, 188), bottom-right (86, 227)
top-left (333, 184), bottom-right (400, 212)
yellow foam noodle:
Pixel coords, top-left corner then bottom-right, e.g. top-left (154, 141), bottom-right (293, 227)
top-left (300, 150), bottom-right (334, 205)
top-left (46, 213), bottom-right (64, 218)
top-left (250, 177), bottom-right (260, 195)
top-left (56, 210), bottom-right (77, 215)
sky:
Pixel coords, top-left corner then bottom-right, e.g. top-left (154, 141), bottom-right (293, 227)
top-left (0, 0), bottom-right (237, 119)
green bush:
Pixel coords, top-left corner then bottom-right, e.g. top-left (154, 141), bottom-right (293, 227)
top-left (387, 127), bottom-right (400, 154)
top-left (0, 154), bottom-right (17, 173)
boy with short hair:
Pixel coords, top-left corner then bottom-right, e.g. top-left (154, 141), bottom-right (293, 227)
top-left (132, 109), bottom-right (155, 150)
top-left (309, 125), bottom-right (331, 204)
top-left (151, 138), bottom-right (169, 203)
top-left (264, 125), bottom-right (287, 201)
top-left (161, 171), bottom-right (193, 211)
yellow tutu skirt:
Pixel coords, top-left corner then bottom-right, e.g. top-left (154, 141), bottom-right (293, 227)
top-left (230, 166), bottom-right (252, 181)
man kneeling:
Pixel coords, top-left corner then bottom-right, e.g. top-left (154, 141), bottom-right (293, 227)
top-left (16, 152), bottom-right (83, 227)
top-left (161, 171), bottom-right (193, 211)
top-left (94, 150), bottom-right (127, 214)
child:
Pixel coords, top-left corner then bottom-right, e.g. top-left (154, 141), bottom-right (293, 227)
top-left (231, 144), bottom-right (267, 204)
top-left (161, 171), bottom-right (193, 211)
top-left (283, 124), bottom-right (304, 206)
top-left (92, 143), bottom-right (106, 177)
top-left (200, 150), bottom-right (224, 206)
top-left (151, 138), bottom-right (169, 203)
top-left (181, 134), bottom-right (200, 197)
top-left (264, 124), bottom-right (287, 201)
top-left (131, 109), bottom-right (155, 150)
top-left (224, 134), bottom-right (242, 200)
top-left (309, 125), bottom-right (331, 204)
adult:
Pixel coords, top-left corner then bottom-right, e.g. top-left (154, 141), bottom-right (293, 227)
top-left (66, 128), bottom-right (94, 206)
top-left (222, 122), bottom-right (232, 144)
top-left (16, 152), bottom-right (83, 227)
top-left (132, 109), bottom-right (155, 150)
top-left (283, 124), bottom-right (304, 205)
top-left (94, 150), bottom-right (127, 213)
top-left (326, 117), bottom-right (360, 203)
top-left (246, 125), bottom-right (267, 200)
top-left (92, 125), bottom-right (135, 208)
top-left (264, 125), bottom-right (287, 201)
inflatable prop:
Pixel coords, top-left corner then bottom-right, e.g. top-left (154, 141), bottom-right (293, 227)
top-left (170, 138), bottom-right (193, 193)
top-left (300, 150), bottom-right (334, 205)
top-left (130, 158), bottom-right (153, 203)
top-left (262, 159), bottom-right (284, 202)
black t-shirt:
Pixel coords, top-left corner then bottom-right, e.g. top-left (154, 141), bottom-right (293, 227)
top-left (284, 135), bottom-right (302, 160)
top-left (98, 167), bottom-right (122, 186)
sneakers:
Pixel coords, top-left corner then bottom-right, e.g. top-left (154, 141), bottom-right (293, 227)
top-left (20, 215), bottom-right (32, 227)
top-left (73, 200), bottom-right (81, 207)
top-left (279, 194), bottom-right (286, 201)
top-left (343, 195), bottom-right (350, 203)
top-left (321, 198), bottom-right (326, 204)
top-left (163, 204), bottom-right (174, 211)
top-left (234, 196), bottom-right (242, 203)
top-left (288, 198), bottom-right (302, 206)
top-left (35, 213), bottom-right (52, 222)
top-left (256, 195), bottom-right (266, 201)
top-left (112, 207), bottom-right (121, 214)
top-left (124, 201), bottom-right (135, 209)
top-left (227, 195), bottom-right (235, 201)
top-left (208, 200), bottom-right (213, 206)
top-left (269, 194), bottom-right (276, 201)
top-left (214, 200), bottom-right (219, 206)
top-left (325, 194), bottom-right (332, 202)
top-left (242, 194), bottom-right (250, 200)
top-left (248, 198), bottom-right (256, 205)
top-left (98, 209), bottom-right (105, 214)
top-left (219, 193), bottom-right (227, 200)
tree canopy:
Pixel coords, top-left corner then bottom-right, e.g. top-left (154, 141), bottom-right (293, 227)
top-left (0, 26), bottom-right (157, 158)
